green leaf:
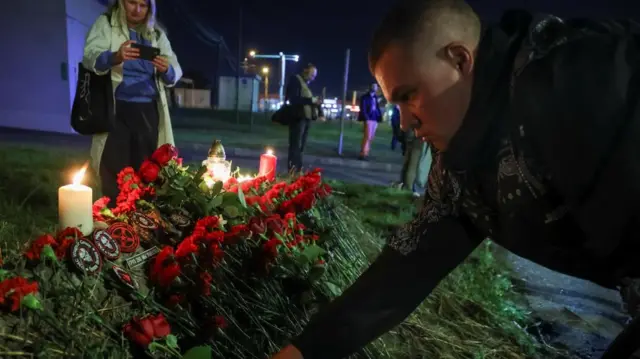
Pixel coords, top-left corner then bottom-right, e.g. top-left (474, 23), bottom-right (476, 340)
top-left (194, 165), bottom-right (208, 181)
top-left (237, 186), bottom-right (247, 208)
top-left (182, 345), bottom-right (213, 359)
top-left (165, 334), bottom-right (179, 349)
top-left (324, 281), bottom-right (342, 296)
top-left (224, 206), bottom-right (239, 218)
top-left (210, 181), bottom-right (223, 196)
top-left (0, 269), bottom-right (9, 281)
top-left (41, 245), bottom-right (58, 263)
top-left (208, 195), bottom-right (223, 209)
top-left (21, 294), bottom-right (43, 311)
top-left (301, 244), bottom-right (326, 262)
top-left (147, 342), bottom-right (160, 353)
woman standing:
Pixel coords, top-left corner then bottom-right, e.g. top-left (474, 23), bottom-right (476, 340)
top-left (83, 0), bottom-right (182, 202)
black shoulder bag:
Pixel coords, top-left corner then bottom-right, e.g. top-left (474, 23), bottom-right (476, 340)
top-left (70, 13), bottom-right (115, 135)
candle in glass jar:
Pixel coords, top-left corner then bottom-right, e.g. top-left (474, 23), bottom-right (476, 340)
top-left (58, 166), bottom-right (93, 236)
top-left (259, 149), bottom-right (277, 181)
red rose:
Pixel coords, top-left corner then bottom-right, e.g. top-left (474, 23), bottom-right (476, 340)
top-left (122, 313), bottom-right (171, 347)
top-left (151, 144), bottom-right (178, 166)
top-left (139, 160), bottom-right (161, 183)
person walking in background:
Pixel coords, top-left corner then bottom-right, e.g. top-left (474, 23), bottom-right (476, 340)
top-left (284, 63), bottom-right (322, 171)
top-left (399, 130), bottom-right (432, 197)
top-left (83, 0), bottom-right (182, 203)
top-left (358, 83), bottom-right (382, 160)
top-left (389, 104), bottom-right (405, 153)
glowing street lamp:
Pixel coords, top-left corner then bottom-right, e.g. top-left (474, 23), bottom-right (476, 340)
top-left (248, 49), bottom-right (299, 103)
top-left (261, 67), bottom-right (270, 111)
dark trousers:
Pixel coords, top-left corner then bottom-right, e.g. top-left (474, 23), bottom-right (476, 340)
top-left (100, 100), bottom-right (159, 204)
top-left (288, 118), bottom-right (310, 171)
top-left (391, 118), bottom-right (405, 153)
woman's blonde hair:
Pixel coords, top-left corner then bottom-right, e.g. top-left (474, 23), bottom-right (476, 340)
top-left (108, 0), bottom-right (158, 40)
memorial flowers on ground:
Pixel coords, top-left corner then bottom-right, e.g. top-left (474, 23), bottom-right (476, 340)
top-left (1, 143), bottom-right (337, 358)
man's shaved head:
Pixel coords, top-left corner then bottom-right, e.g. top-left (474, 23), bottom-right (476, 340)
top-left (369, 0), bottom-right (481, 72)
top-left (368, 0), bottom-right (482, 151)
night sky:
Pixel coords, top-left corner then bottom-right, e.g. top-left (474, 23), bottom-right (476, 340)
top-left (157, 0), bottom-right (636, 98)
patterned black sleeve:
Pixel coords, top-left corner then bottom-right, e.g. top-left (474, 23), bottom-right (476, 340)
top-left (291, 153), bottom-right (480, 359)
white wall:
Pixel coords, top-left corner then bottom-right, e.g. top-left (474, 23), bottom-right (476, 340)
top-left (0, 0), bottom-right (105, 134)
top-left (0, 0), bottom-right (69, 133)
top-left (217, 76), bottom-right (260, 112)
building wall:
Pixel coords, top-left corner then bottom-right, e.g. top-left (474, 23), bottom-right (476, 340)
top-left (0, 0), bottom-right (70, 132)
top-left (0, 0), bottom-right (105, 134)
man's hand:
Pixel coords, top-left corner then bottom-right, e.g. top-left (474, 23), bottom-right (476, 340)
top-left (113, 40), bottom-right (139, 65)
top-left (318, 116), bottom-right (327, 122)
top-left (152, 55), bottom-right (170, 73)
top-left (271, 345), bottom-right (303, 359)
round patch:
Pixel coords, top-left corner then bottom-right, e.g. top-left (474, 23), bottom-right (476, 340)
top-left (112, 265), bottom-right (138, 290)
top-left (70, 239), bottom-right (103, 275)
top-left (170, 212), bottom-right (191, 228)
top-left (92, 230), bottom-right (121, 260)
top-left (106, 222), bottom-right (139, 253)
top-left (132, 212), bottom-right (158, 230)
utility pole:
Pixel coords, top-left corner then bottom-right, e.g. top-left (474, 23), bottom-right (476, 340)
top-left (235, 5), bottom-right (243, 124)
top-left (337, 49), bottom-right (350, 156)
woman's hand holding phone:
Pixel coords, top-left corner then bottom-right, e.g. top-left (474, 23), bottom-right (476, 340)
top-left (113, 40), bottom-right (139, 65)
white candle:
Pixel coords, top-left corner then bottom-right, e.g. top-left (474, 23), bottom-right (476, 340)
top-left (58, 166), bottom-right (93, 236)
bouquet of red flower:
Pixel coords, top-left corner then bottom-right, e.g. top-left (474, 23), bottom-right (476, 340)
top-left (12, 143), bottom-right (359, 359)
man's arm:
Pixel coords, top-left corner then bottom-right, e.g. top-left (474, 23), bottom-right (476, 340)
top-left (282, 157), bottom-right (482, 359)
top-left (515, 30), bottom-right (640, 259)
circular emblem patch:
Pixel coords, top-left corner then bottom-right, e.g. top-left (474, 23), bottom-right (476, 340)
top-left (112, 265), bottom-right (138, 290)
top-left (92, 230), bottom-right (121, 260)
top-left (132, 212), bottom-right (158, 230)
top-left (70, 239), bottom-right (103, 275)
top-left (170, 212), bottom-right (191, 228)
top-left (106, 222), bottom-right (139, 253)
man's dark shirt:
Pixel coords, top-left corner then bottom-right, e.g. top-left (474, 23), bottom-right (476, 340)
top-left (291, 10), bottom-right (640, 359)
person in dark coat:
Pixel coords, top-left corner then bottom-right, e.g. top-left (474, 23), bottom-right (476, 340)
top-left (272, 0), bottom-right (640, 358)
top-left (389, 104), bottom-right (405, 153)
top-left (358, 83), bottom-right (383, 160)
top-left (284, 63), bottom-right (323, 171)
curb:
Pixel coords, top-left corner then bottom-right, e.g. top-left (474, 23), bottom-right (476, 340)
top-left (186, 143), bottom-right (402, 172)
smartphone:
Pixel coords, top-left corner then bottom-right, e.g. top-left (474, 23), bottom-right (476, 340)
top-left (131, 43), bottom-right (161, 61)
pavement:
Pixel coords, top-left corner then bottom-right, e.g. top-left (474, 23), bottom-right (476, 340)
top-left (0, 127), bottom-right (400, 185)
top-left (0, 127), bottom-right (633, 358)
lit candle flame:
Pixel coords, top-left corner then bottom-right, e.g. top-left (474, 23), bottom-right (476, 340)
top-left (266, 148), bottom-right (274, 156)
top-left (72, 164), bottom-right (88, 186)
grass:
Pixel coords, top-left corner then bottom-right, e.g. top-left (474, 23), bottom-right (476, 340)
top-left (0, 143), bottom-right (558, 358)
top-left (171, 108), bottom-right (400, 163)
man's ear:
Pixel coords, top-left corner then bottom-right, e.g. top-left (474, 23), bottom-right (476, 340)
top-left (444, 42), bottom-right (474, 76)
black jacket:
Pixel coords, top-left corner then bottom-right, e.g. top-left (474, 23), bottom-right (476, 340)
top-left (291, 11), bottom-right (640, 359)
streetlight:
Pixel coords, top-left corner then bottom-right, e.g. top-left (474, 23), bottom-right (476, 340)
top-left (262, 67), bottom-right (269, 111)
top-left (249, 50), bottom-right (299, 103)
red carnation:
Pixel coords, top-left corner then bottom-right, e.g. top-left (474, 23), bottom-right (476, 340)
top-left (0, 276), bottom-right (39, 312)
top-left (150, 247), bottom-right (181, 287)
